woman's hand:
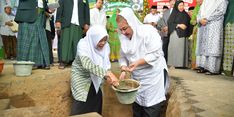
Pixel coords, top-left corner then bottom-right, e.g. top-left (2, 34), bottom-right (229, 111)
top-left (119, 71), bottom-right (126, 80)
top-left (120, 65), bottom-right (130, 72)
top-left (128, 59), bottom-right (146, 72)
top-left (105, 71), bottom-right (119, 86)
top-left (177, 24), bottom-right (187, 30)
top-left (200, 18), bottom-right (208, 26)
top-left (128, 62), bottom-right (139, 72)
top-left (5, 21), bottom-right (13, 26)
top-left (119, 65), bottom-right (130, 80)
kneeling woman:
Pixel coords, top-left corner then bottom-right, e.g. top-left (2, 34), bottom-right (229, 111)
top-left (70, 25), bottom-right (119, 115)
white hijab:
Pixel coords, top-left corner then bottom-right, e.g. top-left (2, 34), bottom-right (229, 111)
top-left (118, 8), bottom-right (143, 55)
top-left (118, 8), bottom-right (163, 64)
top-left (199, 0), bottom-right (224, 18)
top-left (77, 25), bottom-right (110, 93)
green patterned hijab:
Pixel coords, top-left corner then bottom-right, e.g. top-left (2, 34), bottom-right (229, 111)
top-left (108, 8), bottom-right (119, 29)
top-left (190, 4), bottom-right (201, 25)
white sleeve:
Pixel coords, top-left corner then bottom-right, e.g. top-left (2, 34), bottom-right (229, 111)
top-left (143, 27), bottom-right (163, 66)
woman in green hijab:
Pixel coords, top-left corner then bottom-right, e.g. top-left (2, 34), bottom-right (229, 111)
top-left (190, 0), bottom-right (202, 70)
top-left (222, 0), bottom-right (234, 76)
top-left (107, 8), bottom-right (121, 62)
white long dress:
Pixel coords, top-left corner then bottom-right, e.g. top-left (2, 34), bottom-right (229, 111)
top-left (196, 0), bottom-right (228, 73)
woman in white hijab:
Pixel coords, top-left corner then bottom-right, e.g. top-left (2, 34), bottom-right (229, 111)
top-left (70, 25), bottom-right (119, 115)
top-left (117, 8), bottom-right (168, 117)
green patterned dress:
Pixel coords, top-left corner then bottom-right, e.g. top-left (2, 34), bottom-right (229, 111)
top-left (222, 0), bottom-right (234, 76)
top-left (71, 56), bottom-right (107, 102)
top-left (190, 4), bottom-right (200, 69)
top-left (223, 23), bottom-right (234, 76)
top-left (107, 9), bottom-right (120, 61)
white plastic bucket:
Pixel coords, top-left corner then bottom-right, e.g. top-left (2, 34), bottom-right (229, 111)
top-left (13, 61), bottom-right (35, 77)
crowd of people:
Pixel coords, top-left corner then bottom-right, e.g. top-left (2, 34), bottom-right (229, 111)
top-left (0, 0), bottom-right (233, 116)
top-left (140, 0), bottom-right (232, 76)
top-left (156, 0), bottom-right (233, 76)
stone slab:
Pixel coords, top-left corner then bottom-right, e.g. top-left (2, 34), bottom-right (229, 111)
top-left (0, 106), bottom-right (50, 117)
top-left (0, 99), bottom-right (10, 110)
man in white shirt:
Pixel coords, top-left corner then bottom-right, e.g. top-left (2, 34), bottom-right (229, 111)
top-left (90, 0), bottom-right (106, 27)
top-left (143, 5), bottom-right (161, 28)
top-left (117, 8), bottom-right (168, 117)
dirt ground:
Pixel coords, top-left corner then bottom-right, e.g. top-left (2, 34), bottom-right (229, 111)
top-left (0, 63), bottom-right (71, 116)
top-left (0, 61), bottom-right (133, 117)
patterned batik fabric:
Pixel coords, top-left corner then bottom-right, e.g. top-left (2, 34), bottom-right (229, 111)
top-left (71, 56), bottom-right (107, 102)
top-left (222, 23), bottom-right (234, 76)
top-left (17, 12), bottom-right (50, 66)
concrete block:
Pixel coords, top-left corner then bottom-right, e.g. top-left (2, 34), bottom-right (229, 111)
top-left (0, 99), bottom-right (10, 110)
top-left (0, 106), bottom-right (50, 117)
top-left (70, 112), bottom-right (102, 117)
top-left (9, 105), bottom-right (16, 109)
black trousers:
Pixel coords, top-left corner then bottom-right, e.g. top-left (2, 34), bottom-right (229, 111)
top-left (70, 83), bottom-right (103, 115)
top-left (162, 36), bottom-right (169, 63)
top-left (46, 30), bottom-right (54, 64)
top-left (132, 102), bottom-right (162, 117)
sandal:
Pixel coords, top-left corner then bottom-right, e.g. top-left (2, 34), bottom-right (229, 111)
top-left (32, 66), bottom-right (38, 70)
top-left (197, 69), bottom-right (206, 73)
top-left (58, 63), bottom-right (65, 69)
top-left (43, 66), bottom-right (50, 70)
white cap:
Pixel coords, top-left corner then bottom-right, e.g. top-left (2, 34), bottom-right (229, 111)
top-left (4, 4), bottom-right (12, 9)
